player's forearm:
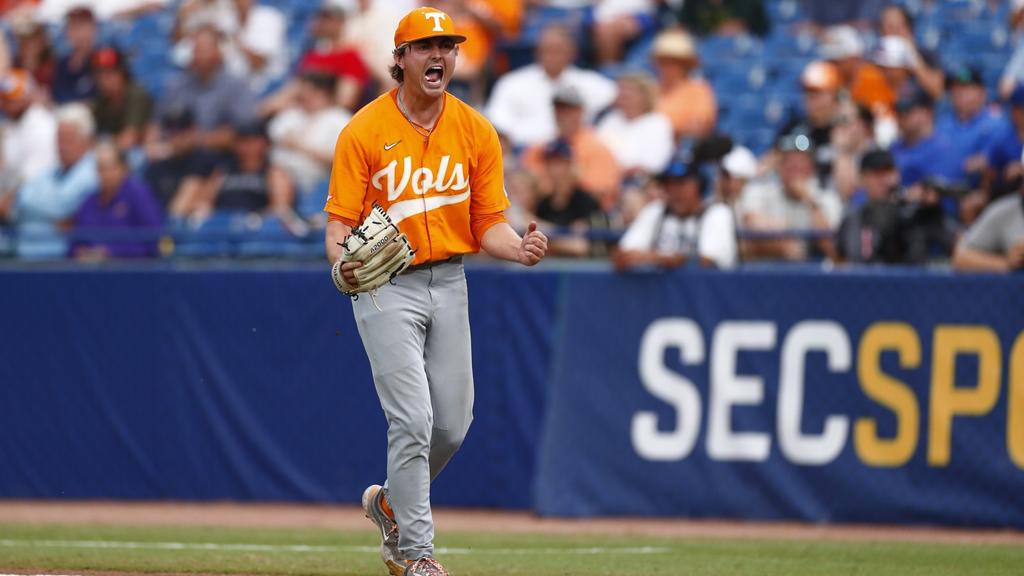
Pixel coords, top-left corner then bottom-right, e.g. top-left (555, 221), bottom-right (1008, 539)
top-left (479, 221), bottom-right (522, 262)
top-left (325, 220), bottom-right (352, 264)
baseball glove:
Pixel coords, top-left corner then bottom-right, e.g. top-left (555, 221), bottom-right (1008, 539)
top-left (331, 203), bottom-right (415, 296)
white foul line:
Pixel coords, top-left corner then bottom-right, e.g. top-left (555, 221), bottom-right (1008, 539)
top-left (0, 539), bottom-right (668, 556)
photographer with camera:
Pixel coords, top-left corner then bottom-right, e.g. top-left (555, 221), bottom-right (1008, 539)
top-left (835, 150), bottom-right (959, 265)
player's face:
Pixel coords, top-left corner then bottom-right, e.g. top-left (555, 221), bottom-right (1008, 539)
top-left (401, 37), bottom-right (458, 98)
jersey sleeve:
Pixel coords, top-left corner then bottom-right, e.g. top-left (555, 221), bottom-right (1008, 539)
top-left (324, 123), bottom-right (370, 222)
top-left (469, 120), bottom-right (510, 216)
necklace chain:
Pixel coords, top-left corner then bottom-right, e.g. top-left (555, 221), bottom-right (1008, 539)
top-left (397, 89), bottom-right (436, 137)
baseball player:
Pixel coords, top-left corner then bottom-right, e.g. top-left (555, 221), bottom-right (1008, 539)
top-left (323, 7), bottom-right (548, 576)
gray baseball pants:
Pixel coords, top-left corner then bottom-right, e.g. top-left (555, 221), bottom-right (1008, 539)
top-left (351, 258), bottom-right (474, 561)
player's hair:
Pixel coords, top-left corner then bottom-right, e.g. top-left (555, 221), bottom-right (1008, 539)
top-left (390, 45), bottom-right (407, 84)
top-left (55, 102), bottom-right (96, 139)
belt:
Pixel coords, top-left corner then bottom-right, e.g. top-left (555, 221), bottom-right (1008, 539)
top-left (403, 255), bottom-right (462, 274)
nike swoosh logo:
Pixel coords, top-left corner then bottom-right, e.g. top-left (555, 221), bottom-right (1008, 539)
top-left (387, 190), bottom-right (471, 224)
top-left (384, 140), bottom-right (401, 151)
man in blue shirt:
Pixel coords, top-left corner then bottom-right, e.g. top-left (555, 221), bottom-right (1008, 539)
top-left (12, 103), bottom-right (98, 259)
top-left (890, 90), bottom-right (959, 193)
top-left (984, 86), bottom-right (1024, 200)
top-left (935, 66), bottom-right (1003, 186)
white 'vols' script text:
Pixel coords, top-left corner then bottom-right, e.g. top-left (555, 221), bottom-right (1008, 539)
top-left (372, 155), bottom-right (468, 201)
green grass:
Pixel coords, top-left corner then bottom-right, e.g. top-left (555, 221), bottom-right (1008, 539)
top-left (0, 523), bottom-right (1021, 576)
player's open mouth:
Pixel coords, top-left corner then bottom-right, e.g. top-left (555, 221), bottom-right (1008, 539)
top-left (424, 65), bottom-right (444, 87)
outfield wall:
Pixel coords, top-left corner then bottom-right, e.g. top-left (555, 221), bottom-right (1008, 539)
top-left (1, 264), bottom-right (1022, 527)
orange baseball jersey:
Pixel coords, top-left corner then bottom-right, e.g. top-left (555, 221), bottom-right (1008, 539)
top-left (325, 88), bottom-right (509, 266)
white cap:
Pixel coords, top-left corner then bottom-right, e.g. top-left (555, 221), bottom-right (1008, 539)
top-left (874, 35), bottom-right (914, 69)
top-left (820, 26), bottom-right (864, 60)
top-left (722, 145), bottom-right (757, 180)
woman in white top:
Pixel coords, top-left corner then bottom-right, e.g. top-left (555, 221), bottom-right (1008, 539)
top-left (597, 71), bottom-right (675, 177)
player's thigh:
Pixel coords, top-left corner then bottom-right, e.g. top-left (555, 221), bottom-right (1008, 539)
top-left (423, 265), bottom-right (473, 432)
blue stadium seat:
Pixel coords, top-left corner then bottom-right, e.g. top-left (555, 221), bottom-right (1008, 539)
top-left (699, 34), bottom-right (763, 68)
top-left (172, 212), bottom-right (236, 258)
top-left (765, 0), bottom-right (807, 26)
top-left (731, 127), bottom-right (777, 155)
top-left (236, 215), bottom-right (314, 258)
top-left (298, 179), bottom-right (330, 220)
top-left (762, 30), bottom-right (817, 60)
top-left (708, 62), bottom-right (769, 94)
top-left (948, 21), bottom-right (1012, 55)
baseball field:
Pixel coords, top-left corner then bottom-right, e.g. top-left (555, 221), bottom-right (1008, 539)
top-left (1, 502), bottom-right (1022, 576)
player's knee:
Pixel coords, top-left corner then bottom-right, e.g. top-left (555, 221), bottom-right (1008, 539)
top-left (390, 413), bottom-right (434, 451)
top-left (432, 418), bottom-right (472, 455)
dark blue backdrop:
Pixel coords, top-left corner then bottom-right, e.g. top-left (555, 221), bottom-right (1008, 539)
top-left (2, 264), bottom-right (1023, 527)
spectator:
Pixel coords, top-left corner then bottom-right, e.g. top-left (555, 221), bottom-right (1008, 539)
top-left (0, 69), bottom-right (57, 195)
top-left (821, 25), bottom-right (892, 113)
top-left (485, 23), bottom-right (616, 147)
top-left (534, 139), bottom-right (607, 257)
top-left (984, 86), bottom-right (1024, 200)
top-left (740, 132), bottom-right (841, 261)
top-left (432, 0), bottom-right (505, 104)
top-left (614, 160), bottom-right (737, 270)
top-left (173, 0), bottom-right (287, 94)
top-left (262, 1), bottom-right (370, 116)
top-left (596, 71), bottom-right (674, 178)
top-left (872, 35), bottom-right (919, 104)
top-left (877, 3), bottom-right (944, 100)
top-left (890, 90), bottom-right (960, 195)
top-left (778, 60), bottom-right (841, 187)
top-left (834, 149), bottom-right (904, 263)
top-left (952, 187), bottom-right (1024, 273)
top-left (521, 85), bottom-right (622, 210)
top-left (268, 71), bottom-right (351, 195)
top-left (832, 100), bottom-right (877, 200)
top-left (935, 66), bottom-right (1004, 187)
top-left (342, 0), bottom-right (416, 88)
top-left (51, 6), bottom-right (97, 104)
top-left (591, 0), bottom-right (657, 66)
top-left (143, 105), bottom-right (215, 211)
top-left (715, 144), bottom-right (757, 263)
top-left (673, 0), bottom-right (769, 37)
top-left (505, 169), bottom-right (538, 234)
top-left (69, 142), bottom-right (163, 260)
top-left (155, 26), bottom-right (257, 155)
top-left (650, 28), bottom-right (717, 140)
top-left (190, 121), bottom-right (302, 234)
top-left (717, 144), bottom-right (757, 206)
top-left (89, 47), bottom-right (154, 151)
top-left (10, 15), bottom-right (56, 94)
top-left (9, 103), bottom-right (98, 259)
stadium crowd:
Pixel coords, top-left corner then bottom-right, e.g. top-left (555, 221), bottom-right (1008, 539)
top-left (0, 0), bottom-right (1021, 273)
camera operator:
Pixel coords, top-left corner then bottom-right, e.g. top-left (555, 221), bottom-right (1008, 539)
top-left (835, 150), bottom-right (958, 264)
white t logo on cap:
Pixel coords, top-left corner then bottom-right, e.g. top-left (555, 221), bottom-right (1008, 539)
top-left (424, 12), bottom-right (446, 32)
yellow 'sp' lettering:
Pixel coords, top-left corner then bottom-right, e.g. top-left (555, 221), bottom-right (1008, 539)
top-left (928, 326), bottom-right (1001, 467)
top-left (855, 323), bottom-right (920, 467)
top-left (1007, 332), bottom-right (1024, 468)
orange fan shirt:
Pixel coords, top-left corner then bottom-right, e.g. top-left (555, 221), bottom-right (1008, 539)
top-left (325, 88), bottom-right (510, 266)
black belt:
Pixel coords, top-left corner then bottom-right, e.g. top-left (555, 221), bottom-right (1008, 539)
top-left (403, 255), bottom-right (462, 274)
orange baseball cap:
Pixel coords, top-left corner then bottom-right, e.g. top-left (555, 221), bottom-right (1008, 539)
top-left (0, 69), bottom-right (31, 101)
top-left (394, 7), bottom-right (466, 49)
